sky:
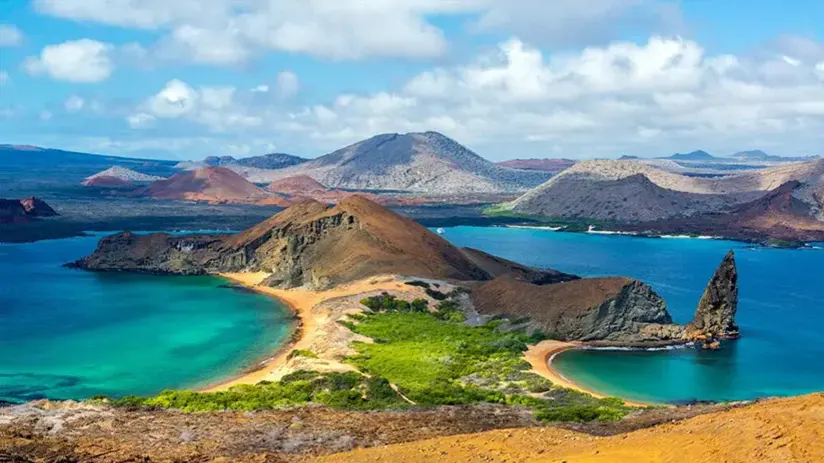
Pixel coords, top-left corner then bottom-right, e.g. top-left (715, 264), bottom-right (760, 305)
top-left (1, 0), bottom-right (823, 161)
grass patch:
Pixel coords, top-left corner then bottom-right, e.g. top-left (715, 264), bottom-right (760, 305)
top-left (287, 349), bottom-right (319, 360)
top-left (107, 371), bottom-right (407, 412)
top-left (344, 300), bottom-right (632, 422)
top-left (481, 205), bottom-right (619, 233)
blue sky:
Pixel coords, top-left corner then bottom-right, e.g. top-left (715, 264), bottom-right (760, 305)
top-left (1, 0), bottom-right (823, 160)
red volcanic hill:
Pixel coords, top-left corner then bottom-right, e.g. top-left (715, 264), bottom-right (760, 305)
top-left (140, 167), bottom-right (269, 203)
top-left (267, 175), bottom-right (328, 196)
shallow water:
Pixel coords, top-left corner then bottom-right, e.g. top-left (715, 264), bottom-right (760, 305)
top-left (0, 234), bottom-right (293, 403)
top-left (440, 226), bottom-right (824, 404)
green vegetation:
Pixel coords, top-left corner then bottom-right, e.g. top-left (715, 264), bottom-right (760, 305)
top-left (360, 293), bottom-right (429, 313)
top-left (346, 298), bottom-right (631, 422)
top-left (287, 349), bottom-right (319, 360)
top-left (405, 280), bottom-right (432, 289)
top-left (108, 371), bottom-right (407, 412)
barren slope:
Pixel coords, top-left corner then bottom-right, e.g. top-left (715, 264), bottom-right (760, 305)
top-left (316, 393), bottom-right (824, 463)
top-left (139, 166), bottom-right (270, 202)
top-left (235, 132), bottom-right (551, 194)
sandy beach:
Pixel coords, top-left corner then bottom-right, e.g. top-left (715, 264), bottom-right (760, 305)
top-left (203, 273), bottom-right (432, 391)
top-left (524, 340), bottom-right (651, 407)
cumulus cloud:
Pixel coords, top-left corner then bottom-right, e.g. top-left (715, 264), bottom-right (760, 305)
top-left (131, 79), bottom-right (262, 132)
top-left (162, 35), bottom-right (822, 158)
top-left (0, 24), bottom-right (23, 47)
top-left (23, 39), bottom-right (114, 83)
top-left (33, 0), bottom-right (485, 63)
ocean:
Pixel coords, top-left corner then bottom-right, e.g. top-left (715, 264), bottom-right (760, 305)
top-left (0, 234), bottom-right (293, 403)
top-left (440, 226), bottom-right (824, 404)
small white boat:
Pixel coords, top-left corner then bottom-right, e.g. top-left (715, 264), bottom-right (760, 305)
top-left (436, 228), bottom-right (446, 235)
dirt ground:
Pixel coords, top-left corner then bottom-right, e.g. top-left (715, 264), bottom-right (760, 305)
top-left (0, 399), bottom-right (735, 462)
top-left (314, 393), bottom-right (824, 463)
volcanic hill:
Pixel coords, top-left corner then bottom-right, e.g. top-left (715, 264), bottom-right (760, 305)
top-left (139, 166), bottom-right (269, 203)
top-left (82, 166), bottom-right (165, 188)
top-left (238, 132), bottom-right (552, 194)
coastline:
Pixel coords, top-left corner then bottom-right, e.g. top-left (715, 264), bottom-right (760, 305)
top-left (202, 273), bottom-right (427, 392)
top-left (524, 340), bottom-right (654, 408)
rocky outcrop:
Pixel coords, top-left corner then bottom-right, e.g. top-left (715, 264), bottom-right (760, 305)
top-left (470, 275), bottom-right (684, 344)
top-left (470, 250), bottom-right (741, 346)
top-left (686, 251), bottom-right (739, 344)
top-left (0, 197), bottom-right (58, 224)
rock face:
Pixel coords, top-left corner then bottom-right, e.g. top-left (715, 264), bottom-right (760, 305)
top-left (0, 197), bottom-right (58, 224)
top-left (239, 132), bottom-right (552, 194)
top-left (686, 251), bottom-right (739, 342)
top-left (471, 275), bottom-right (683, 343)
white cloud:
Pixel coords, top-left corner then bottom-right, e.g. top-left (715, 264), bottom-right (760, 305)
top-left (64, 95), bottom-right (85, 112)
top-left (252, 85), bottom-right (269, 93)
top-left (24, 39), bottom-right (114, 83)
top-left (0, 24), bottom-right (23, 47)
top-left (275, 71), bottom-right (300, 99)
top-left (103, 34), bottom-right (824, 160)
top-left (145, 79), bottom-right (199, 118)
top-left (0, 71), bottom-right (9, 86)
top-left (127, 113), bottom-right (156, 129)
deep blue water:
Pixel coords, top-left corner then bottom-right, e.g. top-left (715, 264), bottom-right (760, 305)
top-left (440, 226), bottom-right (824, 404)
top-left (0, 234), bottom-right (293, 403)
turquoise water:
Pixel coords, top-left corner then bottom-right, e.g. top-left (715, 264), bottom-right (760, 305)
top-left (0, 234), bottom-right (294, 403)
top-left (441, 226), bottom-right (824, 404)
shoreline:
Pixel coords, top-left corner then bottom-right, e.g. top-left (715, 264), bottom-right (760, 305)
top-left (202, 273), bottom-right (423, 392)
top-left (524, 340), bottom-right (654, 408)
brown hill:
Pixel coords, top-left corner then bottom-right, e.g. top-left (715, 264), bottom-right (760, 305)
top-left (267, 175), bottom-right (327, 196)
top-left (510, 172), bottom-right (739, 222)
top-left (315, 393), bottom-right (824, 463)
top-left (140, 166), bottom-right (269, 203)
top-left (625, 181), bottom-right (824, 242)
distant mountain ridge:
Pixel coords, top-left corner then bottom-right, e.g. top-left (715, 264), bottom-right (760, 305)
top-left (178, 153), bottom-right (308, 171)
top-left (237, 131), bottom-right (552, 194)
top-left (665, 150), bottom-right (715, 161)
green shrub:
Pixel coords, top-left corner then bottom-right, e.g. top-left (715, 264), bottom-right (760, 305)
top-left (425, 288), bottom-right (448, 300)
top-left (287, 349), bottom-right (319, 360)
